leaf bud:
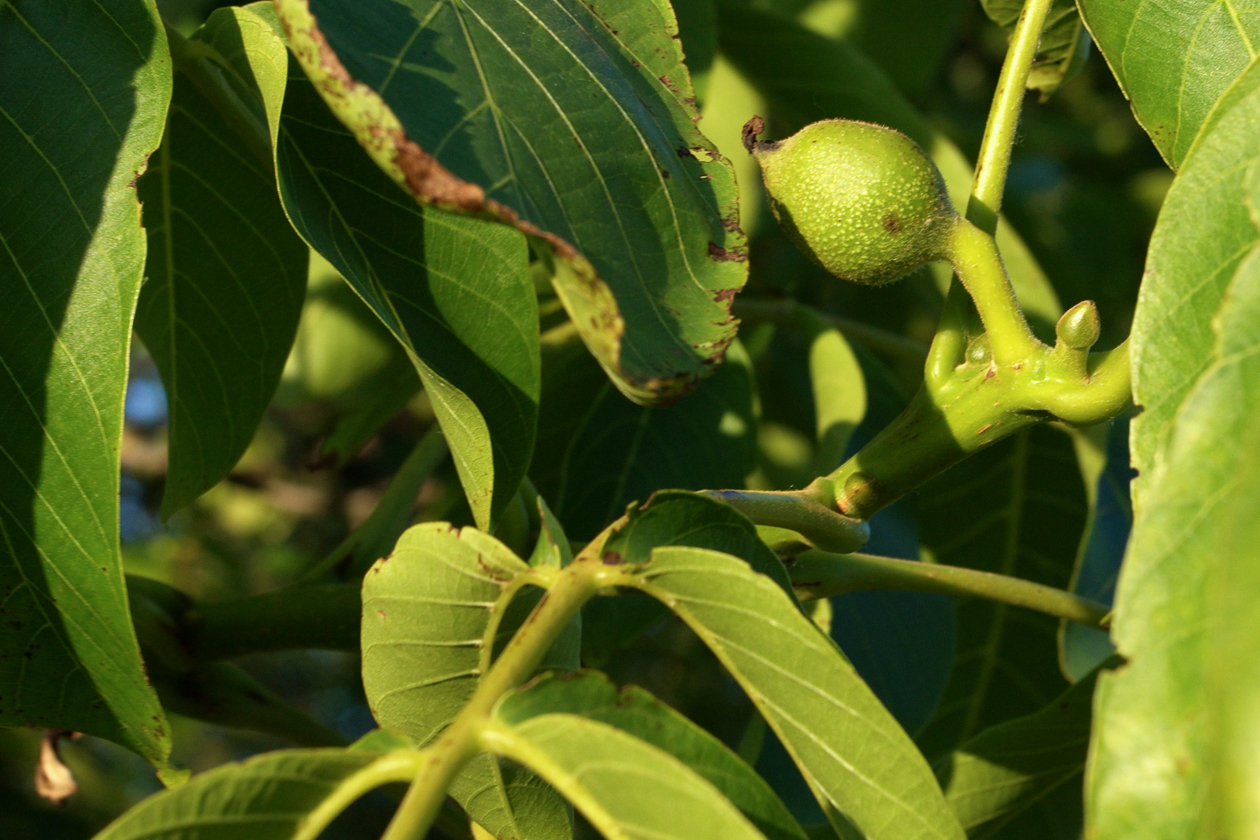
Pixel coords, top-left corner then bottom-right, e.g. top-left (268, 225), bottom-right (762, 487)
top-left (1056, 300), bottom-right (1101, 351)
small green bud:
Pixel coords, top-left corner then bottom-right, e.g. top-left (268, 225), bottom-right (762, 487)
top-left (1056, 300), bottom-right (1100, 351)
top-left (744, 116), bottom-right (957, 285)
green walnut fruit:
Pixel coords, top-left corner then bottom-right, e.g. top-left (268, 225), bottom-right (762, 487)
top-left (744, 116), bottom-right (957, 285)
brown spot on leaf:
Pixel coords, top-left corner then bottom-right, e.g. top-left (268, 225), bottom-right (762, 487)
top-left (602, 551), bottom-right (622, 565)
top-left (708, 241), bottom-right (748, 262)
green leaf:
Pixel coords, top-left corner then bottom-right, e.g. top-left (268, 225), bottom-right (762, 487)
top-left (496, 670), bottom-right (808, 840)
top-left (797, 309), bottom-right (865, 474)
top-left (93, 747), bottom-right (420, 840)
top-left (361, 522), bottom-right (575, 839)
top-left (714, 0), bottom-right (1062, 336)
top-left (915, 426), bottom-right (1089, 758)
top-left (606, 495), bottom-right (964, 840)
top-left (936, 664), bottom-right (1105, 839)
top-left (135, 8), bottom-right (307, 517)
top-left (1129, 61), bottom-right (1260, 500)
top-left (484, 710), bottom-right (768, 840)
top-left (1079, 0), bottom-right (1260, 167)
top-left (273, 49), bottom-right (538, 530)
top-left (1089, 68), bottom-right (1260, 840)
top-left (531, 327), bottom-right (758, 541)
top-left (274, 0), bottom-right (746, 406)
top-left (0, 0), bottom-right (173, 769)
top-left (979, 0), bottom-right (1089, 99)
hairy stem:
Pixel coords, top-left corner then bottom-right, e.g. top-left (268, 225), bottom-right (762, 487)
top-left (947, 220), bottom-right (1039, 366)
top-left (927, 0), bottom-right (1056, 371)
top-left (789, 550), bottom-right (1110, 628)
top-left (381, 559), bottom-right (611, 840)
top-left (968, 0), bottom-right (1058, 229)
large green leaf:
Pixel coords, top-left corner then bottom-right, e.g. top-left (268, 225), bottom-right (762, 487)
top-left (1079, 0), bottom-right (1260, 167)
top-left (271, 37), bottom-right (538, 529)
top-left (1088, 67), bottom-right (1260, 840)
top-left (936, 665), bottom-right (1103, 839)
top-left (632, 545), bottom-right (963, 840)
top-left (1129, 61), bottom-right (1260, 500)
top-left (915, 427), bottom-right (1088, 758)
top-left (979, 0), bottom-right (1089, 99)
top-left (496, 671), bottom-right (808, 840)
top-left (273, 0), bottom-right (745, 406)
top-left (604, 494), bottom-right (963, 840)
top-left (93, 747), bottom-right (419, 840)
top-left (531, 327), bottom-right (757, 541)
top-left (715, 0), bottom-right (1062, 337)
top-left (0, 0), bottom-right (173, 768)
top-left (361, 522), bottom-right (576, 839)
top-left (136, 8), bottom-right (307, 517)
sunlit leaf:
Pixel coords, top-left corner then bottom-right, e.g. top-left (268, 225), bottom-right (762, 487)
top-left (361, 523), bottom-right (575, 839)
top-left (94, 748), bottom-right (419, 840)
top-left (1090, 61), bottom-right (1260, 839)
top-left (0, 0), bottom-right (173, 770)
top-left (1079, 0), bottom-right (1260, 167)
top-left (496, 670), bottom-right (808, 840)
top-left (605, 494), bottom-right (964, 840)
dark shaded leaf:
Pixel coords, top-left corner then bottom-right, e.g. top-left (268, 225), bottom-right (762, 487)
top-left (531, 327), bottom-right (757, 541)
top-left (274, 0), bottom-right (746, 405)
top-left (916, 427), bottom-right (1088, 758)
top-left (273, 44), bottom-right (538, 529)
top-left (136, 8), bottom-right (307, 516)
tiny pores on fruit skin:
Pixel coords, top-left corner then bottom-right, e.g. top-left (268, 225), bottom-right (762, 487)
top-left (743, 116), bottom-right (957, 286)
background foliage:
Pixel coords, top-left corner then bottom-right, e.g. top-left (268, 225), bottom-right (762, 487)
top-left (0, 0), bottom-right (1213, 836)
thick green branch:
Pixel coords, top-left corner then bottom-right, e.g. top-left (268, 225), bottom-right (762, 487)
top-left (788, 549), bottom-right (1110, 629)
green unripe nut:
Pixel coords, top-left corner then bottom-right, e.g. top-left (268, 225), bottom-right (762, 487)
top-left (744, 116), bottom-right (957, 285)
top-left (1056, 300), bottom-right (1100, 351)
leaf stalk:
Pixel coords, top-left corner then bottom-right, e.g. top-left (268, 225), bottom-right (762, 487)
top-left (789, 550), bottom-right (1111, 629)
